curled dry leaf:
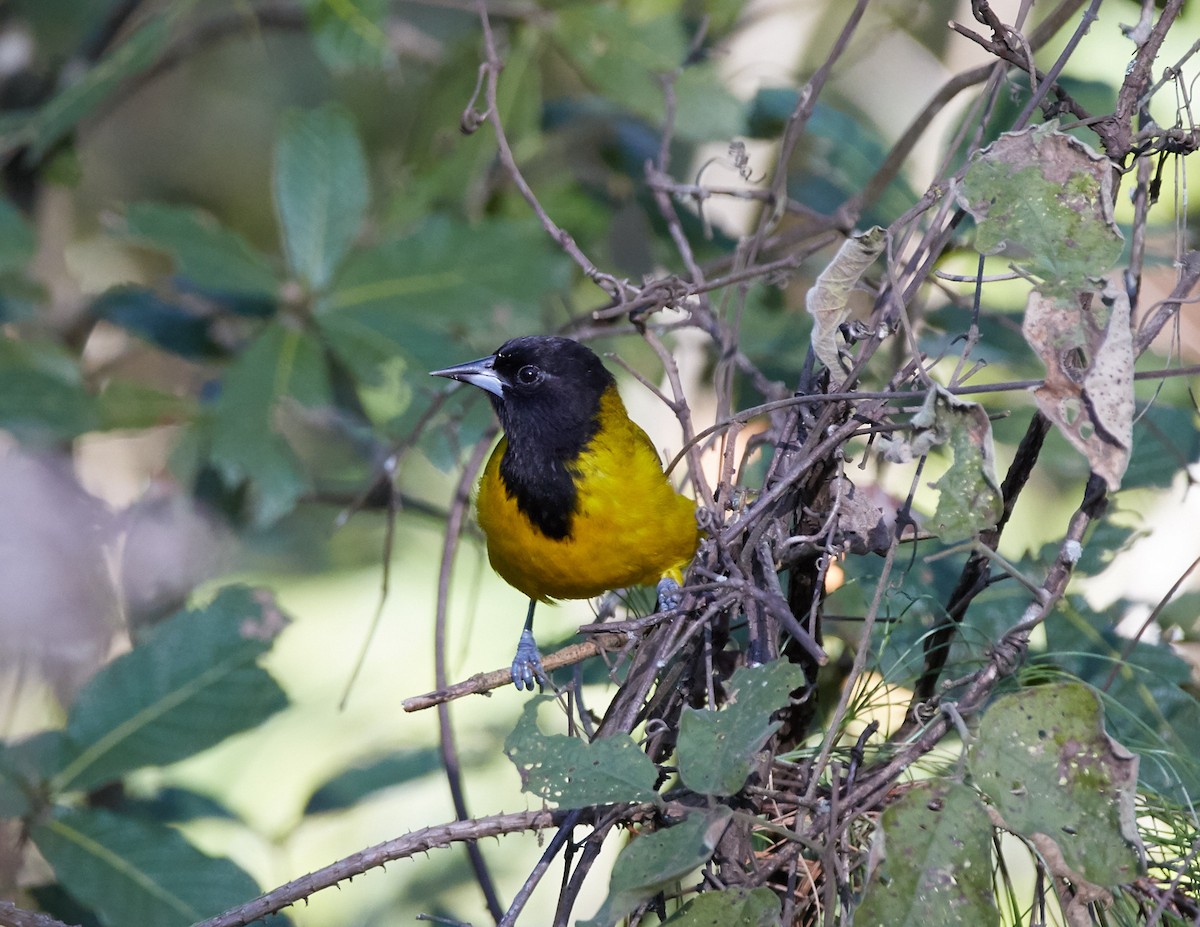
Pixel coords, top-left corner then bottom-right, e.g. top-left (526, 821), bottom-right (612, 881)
top-left (825, 475), bottom-right (893, 554)
top-left (1024, 277), bottom-right (1134, 490)
top-left (805, 225), bottom-right (885, 385)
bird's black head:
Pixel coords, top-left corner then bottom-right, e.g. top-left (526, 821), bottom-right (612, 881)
top-left (432, 336), bottom-right (615, 456)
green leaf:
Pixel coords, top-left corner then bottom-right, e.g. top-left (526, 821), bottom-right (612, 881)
top-left (97, 379), bottom-right (196, 431)
top-left (553, 7), bottom-right (688, 131)
top-left (0, 197), bottom-right (35, 274)
top-left (0, 731), bottom-right (72, 817)
top-left (854, 781), bottom-right (998, 927)
top-left (304, 749), bottom-right (443, 813)
top-left (124, 203), bottom-right (279, 298)
top-left (303, 0), bottom-right (395, 72)
top-left (273, 105), bottom-right (369, 292)
top-left (55, 586), bottom-right (289, 793)
top-left (503, 697), bottom-right (659, 807)
top-left (32, 806), bottom-right (283, 927)
top-left (1123, 405), bottom-right (1200, 490)
top-left (968, 682), bottom-right (1144, 887)
top-left (882, 386), bottom-right (1002, 542)
top-left (91, 285), bottom-right (229, 358)
top-left (1041, 604), bottom-right (1200, 799)
top-left (320, 215), bottom-right (571, 370)
top-left (19, 17), bottom-right (171, 162)
top-left (662, 886), bottom-right (782, 926)
top-left (672, 64), bottom-right (746, 141)
top-left (388, 31), bottom-right (542, 223)
top-left (677, 661), bottom-right (807, 796)
top-left (747, 95), bottom-right (918, 227)
top-left (957, 122), bottom-right (1124, 296)
top-left (0, 338), bottom-right (98, 439)
top-left (209, 322), bottom-right (333, 525)
top-left (580, 808), bottom-right (732, 927)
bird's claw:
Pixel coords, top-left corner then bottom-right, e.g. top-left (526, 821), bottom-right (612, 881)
top-left (656, 576), bottom-right (683, 612)
top-left (511, 627), bottom-right (546, 691)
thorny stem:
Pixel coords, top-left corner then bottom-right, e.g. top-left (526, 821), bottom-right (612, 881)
top-left (435, 432), bottom-right (504, 922)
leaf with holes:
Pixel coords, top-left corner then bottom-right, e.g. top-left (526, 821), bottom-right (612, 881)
top-left (957, 122), bottom-right (1123, 296)
top-left (677, 661), bottom-right (807, 796)
top-left (662, 886), bottom-right (782, 926)
top-left (1024, 278), bottom-right (1133, 490)
top-left (855, 781), bottom-right (997, 927)
top-left (580, 808), bottom-right (732, 927)
top-left (968, 682), bottom-right (1143, 888)
top-left (882, 385), bottom-right (1003, 541)
top-left (503, 697), bottom-right (659, 807)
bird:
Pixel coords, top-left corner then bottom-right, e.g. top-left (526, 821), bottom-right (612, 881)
top-left (431, 336), bottom-right (700, 689)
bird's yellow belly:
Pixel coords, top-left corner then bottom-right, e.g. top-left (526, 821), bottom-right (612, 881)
top-left (476, 432), bottom-right (699, 602)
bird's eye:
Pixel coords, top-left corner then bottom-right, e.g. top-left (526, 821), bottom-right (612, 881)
top-left (516, 364), bottom-right (543, 386)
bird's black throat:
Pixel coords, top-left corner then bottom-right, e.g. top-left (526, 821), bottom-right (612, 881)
top-left (498, 440), bottom-right (580, 540)
top-left (494, 386), bottom-right (608, 541)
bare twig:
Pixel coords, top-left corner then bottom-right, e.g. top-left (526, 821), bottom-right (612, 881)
top-left (432, 430), bottom-right (505, 920)
top-left (191, 808), bottom-right (644, 927)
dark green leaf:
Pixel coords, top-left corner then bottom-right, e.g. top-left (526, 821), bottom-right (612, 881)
top-left (56, 586), bottom-right (289, 792)
top-left (21, 17), bottom-right (171, 162)
top-left (32, 806), bottom-right (286, 927)
top-left (209, 323), bottom-right (333, 525)
top-left (0, 197), bottom-right (35, 274)
top-left (304, 0), bottom-right (396, 72)
top-left (855, 781), bottom-right (998, 927)
top-left (273, 105), bottom-right (369, 292)
top-left (91, 286), bottom-right (227, 358)
top-left (0, 338), bottom-right (97, 439)
top-left (661, 887), bottom-right (782, 927)
top-left (677, 661), bottom-right (807, 796)
top-left (0, 731), bottom-right (72, 816)
top-left (28, 884), bottom-right (104, 927)
top-left (110, 787), bottom-right (239, 825)
top-left (1123, 405), bottom-right (1200, 491)
top-left (747, 94), bottom-right (918, 226)
top-left (124, 203), bottom-right (279, 298)
top-left (305, 749), bottom-right (443, 813)
top-left (968, 682), bottom-right (1143, 887)
top-left (320, 215), bottom-right (571, 371)
top-left (503, 697), bottom-right (659, 807)
top-left (581, 808), bottom-right (732, 927)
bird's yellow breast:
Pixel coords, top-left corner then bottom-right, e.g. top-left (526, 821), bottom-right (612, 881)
top-left (476, 389), bottom-right (699, 602)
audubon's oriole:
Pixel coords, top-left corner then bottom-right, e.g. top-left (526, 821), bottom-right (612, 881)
top-left (431, 336), bottom-right (699, 688)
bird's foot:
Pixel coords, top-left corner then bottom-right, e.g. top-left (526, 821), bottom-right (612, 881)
top-left (511, 628), bottom-right (546, 691)
top-left (656, 576), bottom-right (683, 612)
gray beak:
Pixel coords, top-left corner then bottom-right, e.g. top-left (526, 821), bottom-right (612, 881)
top-left (429, 354), bottom-right (505, 398)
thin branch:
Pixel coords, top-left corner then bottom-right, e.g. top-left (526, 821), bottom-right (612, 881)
top-left (470, 0), bottom-right (622, 299)
top-left (191, 808), bottom-right (638, 927)
top-left (0, 902), bottom-right (77, 927)
top-left (434, 432), bottom-right (504, 922)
